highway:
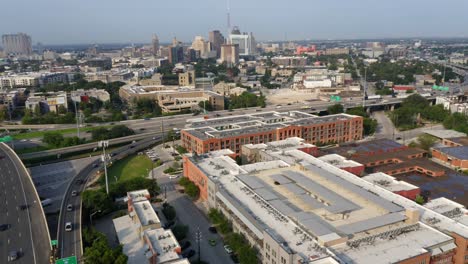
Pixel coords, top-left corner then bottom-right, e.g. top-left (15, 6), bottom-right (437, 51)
top-left (0, 143), bottom-right (51, 264)
top-left (57, 137), bottom-right (162, 261)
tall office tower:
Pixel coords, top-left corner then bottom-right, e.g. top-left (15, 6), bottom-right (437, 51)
top-left (220, 44), bottom-right (239, 66)
top-left (169, 46), bottom-right (184, 64)
top-left (152, 34), bottom-right (160, 56)
top-left (228, 27), bottom-right (256, 56)
top-left (209, 30), bottom-right (225, 58)
top-left (191, 36), bottom-right (211, 59)
top-left (2, 33), bottom-right (32, 56)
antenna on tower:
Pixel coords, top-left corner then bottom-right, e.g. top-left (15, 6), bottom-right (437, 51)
top-left (227, 0), bottom-right (231, 41)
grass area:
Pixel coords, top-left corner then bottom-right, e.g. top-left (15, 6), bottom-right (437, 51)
top-left (10, 126), bottom-right (110, 140)
top-left (106, 154), bottom-right (153, 184)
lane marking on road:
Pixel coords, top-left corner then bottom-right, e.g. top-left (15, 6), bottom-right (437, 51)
top-left (8, 238), bottom-right (10, 244)
top-left (19, 232), bottom-right (21, 237)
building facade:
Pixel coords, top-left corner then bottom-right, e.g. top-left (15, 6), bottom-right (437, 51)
top-left (2, 33), bottom-right (32, 55)
top-left (181, 111), bottom-right (363, 155)
top-left (209, 30), bottom-right (224, 58)
top-left (220, 44), bottom-right (239, 65)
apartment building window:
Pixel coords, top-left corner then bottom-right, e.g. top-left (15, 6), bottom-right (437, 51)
top-left (265, 243), bottom-right (270, 251)
top-left (418, 260), bottom-right (426, 264)
top-left (265, 253), bottom-right (270, 260)
top-left (281, 257), bottom-right (286, 264)
top-left (271, 251), bottom-right (276, 257)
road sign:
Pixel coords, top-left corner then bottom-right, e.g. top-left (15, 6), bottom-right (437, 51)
top-left (432, 85), bottom-right (449, 91)
top-left (56, 256), bottom-right (77, 264)
top-left (0, 136), bottom-right (12, 142)
top-left (51, 240), bottom-right (58, 246)
top-left (330, 95), bottom-right (341, 102)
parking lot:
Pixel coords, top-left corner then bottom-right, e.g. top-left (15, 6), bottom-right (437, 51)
top-left (29, 156), bottom-right (99, 213)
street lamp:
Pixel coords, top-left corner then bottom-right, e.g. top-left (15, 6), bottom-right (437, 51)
top-left (98, 140), bottom-right (110, 194)
top-left (195, 227), bottom-right (202, 263)
top-left (90, 210), bottom-right (101, 226)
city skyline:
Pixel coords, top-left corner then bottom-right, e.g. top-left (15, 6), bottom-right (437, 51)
top-left (1, 0), bottom-right (468, 45)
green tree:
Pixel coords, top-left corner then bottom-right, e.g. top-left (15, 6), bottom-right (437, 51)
top-left (415, 195), bottom-right (425, 205)
top-left (82, 189), bottom-right (114, 214)
top-left (171, 224), bottom-right (189, 241)
top-left (58, 105), bottom-right (68, 114)
top-left (162, 204), bottom-right (176, 221)
top-left (415, 134), bottom-right (438, 151)
top-left (185, 182), bottom-right (200, 199)
top-left (327, 104), bottom-right (344, 114)
top-left (198, 100), bottom-right (213, 111)
top-left (42, 132), bottom-right (65, 147)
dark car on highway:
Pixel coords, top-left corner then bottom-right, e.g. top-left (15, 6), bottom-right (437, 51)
top-left (8, 250), bottom-right (20, 261)
top-left (0, 224), bottom-right (11, 231)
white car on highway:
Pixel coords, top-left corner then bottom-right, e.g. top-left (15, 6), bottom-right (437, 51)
top-left (65, 222), bottom-right (73, 232)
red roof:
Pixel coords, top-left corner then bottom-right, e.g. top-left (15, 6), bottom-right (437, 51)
top-left (393, 85), bottom-right (415, 91)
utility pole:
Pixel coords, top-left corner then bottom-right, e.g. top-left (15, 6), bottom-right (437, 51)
top-left (195, 227), bottom-right (202, 263)
top-left (362, 66), bottom-right (367, 108)
top-left (161, 118), bottom-right (165, 147)
top-left (74, 99), bottom-right (80, 138)
top-left (98, 140), bottom-right (109, 194)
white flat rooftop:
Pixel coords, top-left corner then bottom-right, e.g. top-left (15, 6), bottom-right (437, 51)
top-left (333, 222), bottom-right (454, 264)
top-left (127, 189), bottom-right (150, 202)
top-left (240, 160), bottom-right (290, 173)
top-left (133, 200), bottom-right (160, 226)
top-left (318, 154), bottom-right (363, 168)
top-left (196, 155), bottom-right (247, 180)
top-left (144, 228), bottom-right (181, 263)
top-left (113, 215), bottom-right (148, 264)
top-left (424, 197), bottom-right (468, 226)
top-left (362, 173), bottom-right (419, 192)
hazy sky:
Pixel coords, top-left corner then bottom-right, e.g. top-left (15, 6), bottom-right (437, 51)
top-left (1, 0), bottom-right (467, 44)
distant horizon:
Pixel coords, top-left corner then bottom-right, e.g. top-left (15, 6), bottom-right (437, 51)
top-left (24, 36), bottom-right (468, 47)
top-left (1, 0), bottom-right (467, 45)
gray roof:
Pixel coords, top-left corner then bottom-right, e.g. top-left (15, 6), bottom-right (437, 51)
top-left (303, 164), bottom-right (404, 213)
top-left (281, 170), bottom-right (361, 214)
top-left (435, 146), bottom-right (468, 160)
top-left (337, 212), bottom-right (407, 235)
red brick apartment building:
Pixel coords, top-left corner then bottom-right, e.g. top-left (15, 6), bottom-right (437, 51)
top-left (181, 111), bottom-right (363, 155)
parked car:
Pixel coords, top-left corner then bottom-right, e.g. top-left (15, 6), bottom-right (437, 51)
top-left (209, 239), bottom-right (217, 246)
top-left (224, 245), bottom-right (233, 254)
top-left (208, 226), bottom-right (217, 233)
top-left (181, 241), bottom-right (191, 251)
top-left (182, 249), bottom-right (195, 258)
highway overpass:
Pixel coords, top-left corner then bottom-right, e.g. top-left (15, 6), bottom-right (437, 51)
top-left (0, 143), bottom-right (51, 264)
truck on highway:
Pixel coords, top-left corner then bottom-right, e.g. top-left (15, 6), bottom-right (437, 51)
top-left (366, 95), bottom-right (382, 100)
top-left (41, 198), bottom-right (53, 207)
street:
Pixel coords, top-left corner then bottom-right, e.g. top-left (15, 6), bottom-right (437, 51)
top-left (149, 144), bottom-right (234, 264)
